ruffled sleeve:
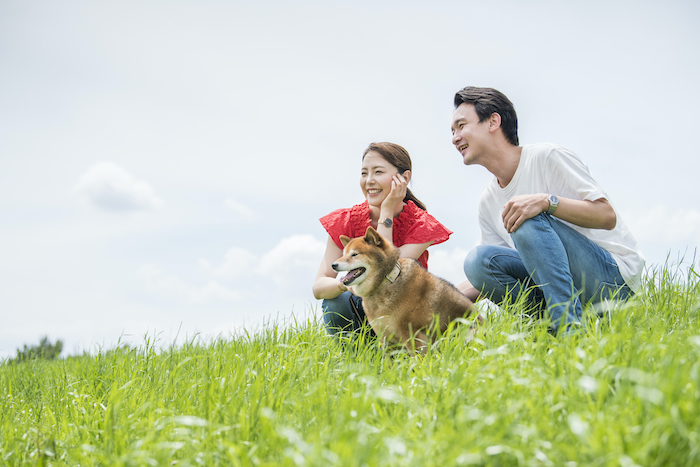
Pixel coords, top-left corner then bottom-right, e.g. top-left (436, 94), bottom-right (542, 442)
top-left (320, 201), bottom-right (452, 270)
top-left (319, 202), bottom-right (372, 249)
top-left (393, 201), bottom-right (453, 270)
top-left (393, 201), bottom-right (453, 247)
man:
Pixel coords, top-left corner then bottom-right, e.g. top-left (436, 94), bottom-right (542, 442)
top-left (452, 86), bottom-right (644, 335)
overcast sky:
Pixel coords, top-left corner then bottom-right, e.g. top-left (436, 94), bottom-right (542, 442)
top-left (2, 0), bottom-right (699, 358)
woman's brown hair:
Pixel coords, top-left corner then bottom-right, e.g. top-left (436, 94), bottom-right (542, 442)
top-left (362, 142), bottom-right (427, 211)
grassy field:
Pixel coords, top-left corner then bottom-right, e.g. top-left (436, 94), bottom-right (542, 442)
top-left (2, 262), bottom-right (699, 467)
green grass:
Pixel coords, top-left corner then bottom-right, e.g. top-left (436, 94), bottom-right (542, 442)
top-left (2, 262), bottom-right (700, 466)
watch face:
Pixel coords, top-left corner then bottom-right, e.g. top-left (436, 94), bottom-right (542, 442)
top-left (549, 195), bottom-right (559, 204)
top-left (383, 218), bottom-right (393, 228)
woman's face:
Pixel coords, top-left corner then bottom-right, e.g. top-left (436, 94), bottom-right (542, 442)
top-left (360, 151), bottom-right (400, 208)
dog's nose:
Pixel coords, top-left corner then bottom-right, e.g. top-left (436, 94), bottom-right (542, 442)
top-left (331, 263), bottom-right (339, 271)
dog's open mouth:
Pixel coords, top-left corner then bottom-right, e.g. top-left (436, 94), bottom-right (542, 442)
top-left (342, 267), bottom-right (366, 286)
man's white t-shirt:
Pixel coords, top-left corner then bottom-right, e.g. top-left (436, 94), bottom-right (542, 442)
top-left (478, 142), bottom-right (645, 292)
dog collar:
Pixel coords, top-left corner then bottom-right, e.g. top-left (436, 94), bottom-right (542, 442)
top-left (385, 262), bottom-right (401, 283)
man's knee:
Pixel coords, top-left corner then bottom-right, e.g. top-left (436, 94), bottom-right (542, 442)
top-left (464, 246), bottom-right (490, 285)
top-left (510, 213), bottom-right (550, 248)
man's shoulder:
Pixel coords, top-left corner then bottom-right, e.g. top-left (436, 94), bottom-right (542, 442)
top-left (523, 142), bottom-right (585, 166)
top-left (523, 142), bottom-right (565, 157)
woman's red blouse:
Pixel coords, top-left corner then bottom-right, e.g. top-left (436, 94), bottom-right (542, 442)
top-left (319, 200), bottom-right (452, 269)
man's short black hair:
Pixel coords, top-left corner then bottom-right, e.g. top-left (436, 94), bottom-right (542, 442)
top-left (454, 87), bottom-right (519, 146)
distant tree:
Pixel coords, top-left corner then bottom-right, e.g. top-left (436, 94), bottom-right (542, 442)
top-left (12, 337), bottom-right (63, 363)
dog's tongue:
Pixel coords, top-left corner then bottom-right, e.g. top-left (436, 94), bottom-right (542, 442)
top-left (342, 267), bottom-right (365, 286)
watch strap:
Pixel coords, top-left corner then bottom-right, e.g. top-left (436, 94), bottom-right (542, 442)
top-left (546, 195), bottom-right (559, 215)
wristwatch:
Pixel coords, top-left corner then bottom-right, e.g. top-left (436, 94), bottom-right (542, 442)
top-left (381, 218), bottom-right (393, 228)
top-left (547, 194), bottom-right (559, 215)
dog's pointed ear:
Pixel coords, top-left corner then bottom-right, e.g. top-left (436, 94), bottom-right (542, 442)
top-left (340, 235), bottom-right (351, 247)
top-left (364, 226), bottom-right (383, 246)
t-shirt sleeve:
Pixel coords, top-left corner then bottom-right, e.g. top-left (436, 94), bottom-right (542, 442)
top-left (479, 208), bottom-right (510, 247)
top-left (319, 208), bottom-right (352, 250)
top-left (544, 146), bottom-right (607, 202)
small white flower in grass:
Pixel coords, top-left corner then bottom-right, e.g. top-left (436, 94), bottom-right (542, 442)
top-left (456, 452), bottom-right (483, 465)
top-left (155, 441), bottom-right (185, 451)
top-left (485, 445), bottom-right (509, 455)
top-left (619, 454), bottom-right (643, 467)
top-left (567, 413), bottom-right (589, 437)
top-left (482, 344), bottom-right (508, 356)
top-left (534, 449), bottom-right (554, 467)
top-left (578, 375), bottom-right (599, 393)
top-left (505, 332), bottom-right (528, 342)
top-left (172, 415), bottom-right (208, 427)
top-left (635, 386), bottom-right (665, 406)
top-left (374, 388), bottom-right (402, 402)
top-left (384, 437), bottom-right (407, 456)
top-left (464, 408), bottom-right (482, 420)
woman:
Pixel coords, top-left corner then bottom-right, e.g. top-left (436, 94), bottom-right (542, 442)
top-left (312, 142), bottom-right (453, 336)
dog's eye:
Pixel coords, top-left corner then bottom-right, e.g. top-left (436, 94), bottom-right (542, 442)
top-left (351, 253), bottom-right (358, 257)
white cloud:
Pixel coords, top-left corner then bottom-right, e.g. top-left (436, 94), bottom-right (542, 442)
top-left (209, 247), bottom-right (259, 280)
top-left (225, 197), bottom-right (256, 221)
top-left (256, 235), bottom-right (326, 288)
top-left (137, 263), bottom-right (242, 304)
top-left (427, 246), bottom-right (470, 285)
top-left (74, 162), bottom-right (163, 212)
top-left (138, 235), bottom-right (325, 306)
top-left (625, 205), bottom-right (700, 244)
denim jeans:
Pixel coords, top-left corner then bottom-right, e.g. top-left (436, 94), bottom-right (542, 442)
top-left (464, 213), bottom-right (632, 332)
top-left (322, 291), bottom-right (373, 336)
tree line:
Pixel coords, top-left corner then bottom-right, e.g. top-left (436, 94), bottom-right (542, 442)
top-left (5, 337), bottom-right (63, 364)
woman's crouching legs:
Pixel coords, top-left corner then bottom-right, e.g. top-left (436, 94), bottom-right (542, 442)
top-left (322, 291), bottom-right (369, 336)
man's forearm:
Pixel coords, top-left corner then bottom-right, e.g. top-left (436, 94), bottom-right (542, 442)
top-left (552, 197), bottom-right (617, 230)
top-left (456, 279), bottom-right (481, 302)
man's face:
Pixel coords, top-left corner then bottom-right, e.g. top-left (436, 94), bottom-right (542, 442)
top-left (451, 103), bottom-right (490, 166)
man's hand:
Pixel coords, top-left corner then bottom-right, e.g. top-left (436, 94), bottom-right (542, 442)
top-left (502, 195), bottom-right (617, 233)
top-left (502, 193), bottom-right (549, 233)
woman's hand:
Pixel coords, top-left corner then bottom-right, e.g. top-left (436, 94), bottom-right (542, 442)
top-left (380, 171), bottom-right (409, 217)
top-left (336, 278), bottom-right (348, 294)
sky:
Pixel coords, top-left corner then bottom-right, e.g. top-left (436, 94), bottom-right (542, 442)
top-left (2, 0), bottom-right (699, 358)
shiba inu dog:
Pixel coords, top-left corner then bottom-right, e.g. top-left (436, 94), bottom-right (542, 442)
top-left (333, 226), bottom-right (478, 354)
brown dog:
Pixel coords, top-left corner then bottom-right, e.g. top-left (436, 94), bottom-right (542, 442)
top-left (332, 226), bottom-right (478, 354)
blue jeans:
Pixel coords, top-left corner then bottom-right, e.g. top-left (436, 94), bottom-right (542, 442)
top-left (464, 213), bottom-right (632, 332)
top-left (322, 291), bottom-right (375, 336)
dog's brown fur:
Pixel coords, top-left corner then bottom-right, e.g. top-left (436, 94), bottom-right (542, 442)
top-left (332, 226), bottom-right (478, 354)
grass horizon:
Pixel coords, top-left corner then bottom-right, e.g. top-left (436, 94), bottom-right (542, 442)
top-left (1, 259), bottom-right (699, 466)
